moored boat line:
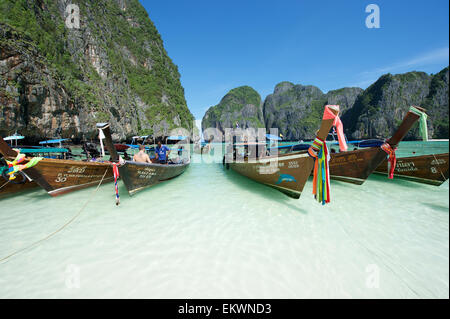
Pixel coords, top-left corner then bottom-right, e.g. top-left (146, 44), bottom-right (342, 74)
top-left (0, 106), bottom-right (446, 202)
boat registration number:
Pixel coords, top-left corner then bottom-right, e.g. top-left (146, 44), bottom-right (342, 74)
top-left (137, 168), bottom-right (157, 179)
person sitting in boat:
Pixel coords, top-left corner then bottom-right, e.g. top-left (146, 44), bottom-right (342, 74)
top-left (155, 140), bottom-right (171, 164)
top-left (133, 145), bottom-right (152, 163)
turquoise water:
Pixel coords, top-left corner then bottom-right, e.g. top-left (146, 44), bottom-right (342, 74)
top-left (0, 141), bottom-right (448, 298)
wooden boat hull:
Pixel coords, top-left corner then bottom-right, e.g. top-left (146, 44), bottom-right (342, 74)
top-left (1, 132), bottom-right (114, 197)
top-left (328, 147), bottom-right (387, 185)
top-left (326, 106), bottom-right (424, 185)
top-left (22, 159), bottom-right (114, 196)
top-left (119, 160), bottom-right (190, 195)
top-left (225, 105), bottom-right (340, 199)
top-left (374, 153), bottom-right (449, 186)
top-left (0, 178), bottom-right (38, 198)
top-left (228, 152), bottom-right (313, 199)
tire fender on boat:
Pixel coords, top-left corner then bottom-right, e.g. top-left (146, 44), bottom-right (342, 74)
top-left (2, 169), bottom-right (27, 184)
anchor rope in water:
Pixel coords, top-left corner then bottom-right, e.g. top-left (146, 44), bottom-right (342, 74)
top-left (0, 168), bottom-right (109, 264)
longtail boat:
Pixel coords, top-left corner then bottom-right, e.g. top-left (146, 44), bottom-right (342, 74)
top-left (374, 153), bottom-right (449, 186)
top-left (0, 139), bottom-right (73, 198)
top-left (326, 106), bottom-right (425, 185)
top-left (100, 124), bottom-right (190, 196)
top-left (0, 130), bottom-right (115, 197)
top-left (0, 162), bottom-right (38, 198)
top-left (224, 105), bottom-right (340, 199)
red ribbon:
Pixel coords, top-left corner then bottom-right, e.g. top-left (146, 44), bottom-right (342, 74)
top-left (381, 143), bottom-right (397, 179)
top-left (323, 105), bottom-right (347, 152)
top-left (113, 163), bottom-right (120, 205)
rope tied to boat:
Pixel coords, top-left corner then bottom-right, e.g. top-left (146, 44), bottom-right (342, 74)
top-left (323, 105), bottom-right (347, 152)
top-left (381, 142), bottom-right (397, 179)
top-left (308, 137), bottom-right (331, 205)
top-left (409, 106), bottom-right (428, 141)
top-left (0, 168), bottom-right (109, 264)
top-left (5, 152), bottom-right (42, 181)
top-left (0, 179), bottom-right (11, 191)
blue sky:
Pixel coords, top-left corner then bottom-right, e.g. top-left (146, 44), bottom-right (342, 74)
top-left (140, 0), bottom-right (449, 120)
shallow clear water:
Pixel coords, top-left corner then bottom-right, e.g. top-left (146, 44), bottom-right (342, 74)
top-left (0, 141), bottom-right (448, 298)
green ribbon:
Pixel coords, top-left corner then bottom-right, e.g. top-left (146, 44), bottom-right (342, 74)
top-left (409, 106), bottom-right (428, 141)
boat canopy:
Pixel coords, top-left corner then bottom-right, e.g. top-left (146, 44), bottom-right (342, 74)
top-left (39, 138), bottom-right (69, 145)
top-left (126, 145), bottom-right (155, 150)
top-left (167, 135), bottom-right (188, 141)
top-left (4, 135), bottom-right (25, 141)
top-left (17, 147), bottom-right (68, 153)
top-left (265, 134), bottom-right (282, 141)
top-left (350, 139), bottom-right (384, 148)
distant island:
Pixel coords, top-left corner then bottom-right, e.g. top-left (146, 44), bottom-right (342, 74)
top-left (202, 67), bottom-right (449, 141)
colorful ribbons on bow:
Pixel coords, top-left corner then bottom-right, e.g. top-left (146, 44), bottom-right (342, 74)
top-left (6, 152), bottom-right (42, 180)
top-left (323, 105), bottom-right (347, 152)
top-left (409, 106), bottom-right (428, 141)
top-left (381, 142), bottom-right (397, 179)
top-left (308, 137), bottom-right (331, 205)
top-left (113, 163), bottom-right (120, 206)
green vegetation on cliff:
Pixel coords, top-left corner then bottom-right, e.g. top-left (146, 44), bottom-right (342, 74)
top-left (0, 0), bottom-right (193, 139)
top-left (203, 67), bottom-right (448, 141)
top-left (202, 86), bottom-right (264, 132)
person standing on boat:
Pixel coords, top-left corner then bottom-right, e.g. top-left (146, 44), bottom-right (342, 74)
top-left (133, 145), bottom-right (152, 163)
top-left (155, 140), bottom-right (171, 164)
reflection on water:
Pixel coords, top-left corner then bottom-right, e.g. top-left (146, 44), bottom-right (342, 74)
top-left (0, 141), bottom-right (448, 298)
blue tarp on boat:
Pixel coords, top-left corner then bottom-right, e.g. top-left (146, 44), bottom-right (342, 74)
top-left (265, 134), bottom-right (282, 141)
top-left (4, 135), bottom-right (25, 141)
top-left (167, 136), bottom-right (188, 140)
top-left (18, 148), bottom-right (68, 153)
top-left (39, 138), bottom-right (69, 145)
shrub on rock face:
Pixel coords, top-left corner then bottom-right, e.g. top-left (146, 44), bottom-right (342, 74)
top-left (0, 0), bottom-right (194, 141)
top-left (202, 67), bottom-right (448, 141)
top-left (202, 86), bottom-right (264, 134)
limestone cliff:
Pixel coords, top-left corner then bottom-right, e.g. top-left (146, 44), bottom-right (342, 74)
top-left (201, 86), bottom-right (263, 133)
top-left (0, 0), bottom-right (194, 142)
top-left (202, 68), bottom-right (448, 140)
top-left (342, 69), bottom-right (449, 139)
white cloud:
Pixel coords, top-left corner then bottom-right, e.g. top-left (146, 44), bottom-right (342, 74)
top-left (362, 47), bottom-right (449, 76)
top-left (350, 47), bottom-right (449, 88)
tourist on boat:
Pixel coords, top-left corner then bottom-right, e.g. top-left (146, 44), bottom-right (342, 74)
top-left (155, 140), bottom-right (170, 164)
top-left (133, 145), bottom-right (152, 163)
